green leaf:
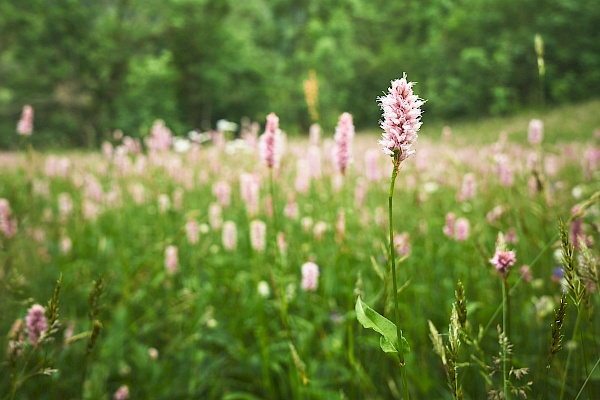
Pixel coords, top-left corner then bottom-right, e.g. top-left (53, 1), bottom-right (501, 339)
top-left (355, 296), bottom-right (409, 355)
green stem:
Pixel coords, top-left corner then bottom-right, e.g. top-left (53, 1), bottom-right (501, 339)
top-left (388, 161), bottom-right (409, 399)
top-left (560, 308), bottom-right (583, 400)
top-left (502, 279), bottom-right (510, 400)
top-left (574, 357), bottom-right (600, 400)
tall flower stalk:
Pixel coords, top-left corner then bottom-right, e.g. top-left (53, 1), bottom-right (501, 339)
top-left (356, 73), bottom-right (424, 400)
top-left (380, 74), bottom-right (424, 399)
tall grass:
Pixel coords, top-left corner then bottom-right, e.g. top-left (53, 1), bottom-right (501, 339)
top-left (1, 100), bottom-right (599, 399)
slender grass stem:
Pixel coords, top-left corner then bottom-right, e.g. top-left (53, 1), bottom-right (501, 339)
top-left (559, 308), bottom-right (583, 400)
top-left (388, 161), bottom-right (409, 399)
top-left (574, 357), bottom-right (600, 400)
top-left (502, 279), bottom-right (510, 400)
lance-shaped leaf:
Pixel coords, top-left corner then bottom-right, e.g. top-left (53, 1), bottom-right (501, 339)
top-left (355, 296), bottom-right (409, 355)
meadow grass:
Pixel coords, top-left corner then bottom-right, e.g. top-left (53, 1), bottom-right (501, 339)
top-left (1, 100), bottom-right (599, 399)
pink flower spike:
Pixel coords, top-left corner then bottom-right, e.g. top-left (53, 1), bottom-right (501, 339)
top-left (17, 105), bottom-right (34, 136)
top-left (164, 245), bottom-right (178, 274)
top-left (259, 112), bottom-right (283, 169)
top-left (528, 119), bottom-right (543, 145)
top-left (25, 304), bottom-right (47, 346)
top-left (489, 234), bottom-right (516, 279)
top-left (333, 112), bottom-right (355, 174)
top-left (378, 73), bottom-right (425, 162)
top-left (301, 261), bottom-right (320, 291)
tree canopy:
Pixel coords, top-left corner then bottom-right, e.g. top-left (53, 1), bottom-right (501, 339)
top-left (1, 0), bottom-right (599, 147)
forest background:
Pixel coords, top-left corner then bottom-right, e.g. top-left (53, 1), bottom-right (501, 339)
top-left (1, 0), bottom-right (599, 148)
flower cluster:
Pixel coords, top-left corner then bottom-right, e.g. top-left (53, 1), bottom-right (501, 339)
top-left (378, 73), bottom-right (425, 162)
top-left (259, 112), bottom-right (283, 169)
top-left (333, 112), bottom-right (355, 174)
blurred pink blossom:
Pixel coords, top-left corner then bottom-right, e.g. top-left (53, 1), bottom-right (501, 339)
top-left (250, 220), bottom-right (267, 253)
top-left (364, 149), bottom-right (381, 182)
top-left (455, 218), bottom-right (470, 242)
top-left (284, 195), bottom-right (299, 220)
top-left (25, 304), bottom-right (47, 346)
top-left (333, 112), bottom-right (354, 174)
top-left (295, 159), bottom-right (311, 193)
top-left (113, 385), bottom-right (130, 400)
top-left (259, 113), bottom-right (283, 169)
top-left (17, 105), bottom-right (34, 136)
top-left (222, 221), bottom-right (237, 251)
top-left (164, 245), bottom-right (178, 274)
top-left (213, 181), bottom-right (231, 208)
top-left (208, 203), bottom-right (222, 230)
top-left (489, 234), bottom-right (516, 279)
top-left (393, 232), bottom-right (411, 257)
top-left (309, 123), bottom-right (321, 146)
top-left (443, 212), bottom-right (456, 238)
top-left (528, 119), bottom-right (543, 145)
top-left (186, 220), bottom-right (199, 245)
top-left (301, 262), bottom-right (320, 291)
top-left (457, 173), bottom-right (476, 202)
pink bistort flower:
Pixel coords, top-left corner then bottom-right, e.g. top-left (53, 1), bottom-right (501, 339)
top-left (250, 220), bottom-right (267, 253)
top-left (25, 304), bottom-right (47, 346)
top-left (164, 245), bottom-right (178, 274)
top-left (222, 221), bottom-right (237, 251)
top-left (301, 262), bottom-right (320, 291)
top-left (454, 218), bottom-right (470, 242)
top-left (113, 385), bottom-right (130, 400)
top-left (378, 73), bottom-right (425, 162)
top-left (443, 212), bottom-right (456, 238)
top-left (489, 234), bottom-right (516, 279)
top-left (333, 112), bottom-right (355, 174)
top-left (528, 119), bottom-right (543, 145)
top-left (259, 112), bottom-right (283, 169)
top-left (17, 105), bottom-right (34, 136)
top-left (186, 220), bottom-right (199, 245)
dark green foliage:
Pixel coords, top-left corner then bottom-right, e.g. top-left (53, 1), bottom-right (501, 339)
top-left (1, 0), bottom-right (599, 148)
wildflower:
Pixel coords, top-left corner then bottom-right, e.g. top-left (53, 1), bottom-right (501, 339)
top-left (148, 348), bottom-right (159, 360)
top-left (454, 218), bottom-right (470, 242)
top-left (309, 123), bottom-right (321, 145)
top-left (489, 234), bottom-right (516, 279)
top-left (25, 304), bottom-right (47, 346)
top-left (212, 181), bottom-right (231, 208)
top-left (301, 262), bottom-right (320, 291)
top-left (60, 237), bottom-right (72, 254)
top-left (113, 385), bottom-right (130, 400)
top-left (250, 220), bottom-right (266, 253)
top-left (364, 149), bottom-right (381, 181)
top-left (307, 145), bottom-right (322, 178)
top-left (393, 232), bottom-right (411, 257)
top-left (277, 232), bottom-right (287, 254)
top-left (378, 73), bottom-right (425, 162)
top-left (520, 265), bottom-right (532, 282)
top-left (17, 105), bottom-right (34, 136)
top-left (240, 173), bottom-right (260, 217)
top-left (313, 221), bottom-right (327, 241)
top-left (295, 159), bottom-right (311, 193)
top-left (259, 112), bottom-right (283, 169)
top-left (457, 173), bottom-right (476, 202)
top-left (301, 217), bottom-right (313, 233)
top-left (158, 194), bottom-right (170, 213)
top-left (208, 203), bottom-right (222, 230)
top-left (186, 220), bottom-right (199, 245)
top-left (222, 221), bottom-right (237, 251)
top-left (284, 195), bottom-right (299, 219)
top-left (164, 246), bottom-right (178, 274)
top-left (528, 119), bottom-right (543, 145)
top-left (333, 112), bottom-right (355, 174)
top-left (257, 281), bottom-right (270, 298)
top-left (443, 212), bottom-right (456, 238)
